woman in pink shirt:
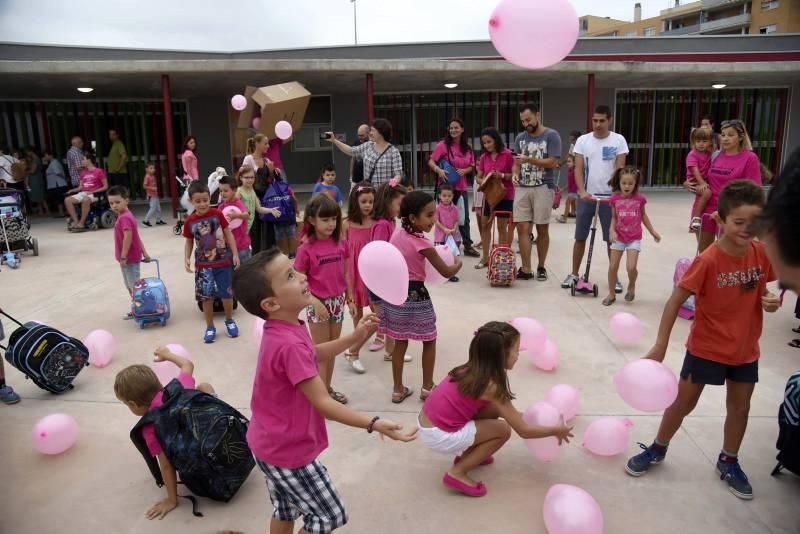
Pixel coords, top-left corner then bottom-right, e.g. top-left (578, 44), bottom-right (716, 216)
top-left (382, 191), bottom-right (462, 404)
top-left (180, 136), bottom-right (199, 181)
top-left (474, 128), bottom-right (515, 268)
top-left (427, 118), bottom-right (479, 257)
top-left (294, 194), bottom-right (352, 405)
top-left (687, 119), bottom-right (762, 252)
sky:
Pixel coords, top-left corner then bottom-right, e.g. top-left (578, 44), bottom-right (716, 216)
top-left (0, 0), bottom-right (669, 52)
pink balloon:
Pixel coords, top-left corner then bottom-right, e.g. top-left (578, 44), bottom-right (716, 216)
top-left (222, 206), bottom-right (243, 229)
top-left (32, 414), bottom-right (79, 455)
top-left (424, 245), bottom-right (455, 285)
top-left (530, 338), bottom-right (559, 371)
top-left (252, 117), bottom-right (261, 130)
top-left (523, 401), bottom-right (561, 462)
top-left (489, 0), bottom-right (579, 70)
top-left (84, 329), bottom-right (115, 368)
top-left (231, 94), bottom-right (247, 111)
top-left (545, 384), bottom-right (580, 421)
top-left (358, 241), bottom-right (409, 306)
top-left (252, 317), bottom-right (265, 346)
top-left (583, 417), bottom-right (634, 456)
top-left (614, 359), bottom-right (678, 412)
top-left (275, 120), bottom-right (293, 140)
top-left (152, 344), bottom-right (192, 386)
top-left (509, 317), bottom-right (546, 354)
top-left (543, 484), bottom-right (604, 534)
top-left (609, 312), bottom-right (643, 345)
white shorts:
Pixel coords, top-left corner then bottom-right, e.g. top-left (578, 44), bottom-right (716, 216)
top-left (69, 191), bottom-right (96, 203)
top-left (417, 414), bottom-right (476, 456)
top-left (610, 240), bottom-right (641, 252)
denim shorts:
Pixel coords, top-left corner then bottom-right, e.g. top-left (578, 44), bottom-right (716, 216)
top-left (610, 240), bottom-right (641, 252)
top-left (195, 265), bottom-right (233, 300)
top-left (274, 222), bottom-right (296, 241)
top-left (238, 248), bottom-right (252, 264)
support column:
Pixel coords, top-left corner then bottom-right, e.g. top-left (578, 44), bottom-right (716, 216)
top-left (161, 74), bottom-right (178, 215)
top-left (366, 73), bottom-right (374, 124)
top-left (586, 73), bottom-right (596, 133)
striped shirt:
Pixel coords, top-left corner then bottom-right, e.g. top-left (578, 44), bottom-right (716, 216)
top-left (66, 146), bottom-right (83, 187)
top-left (781, 370), bottom-right (800, 427)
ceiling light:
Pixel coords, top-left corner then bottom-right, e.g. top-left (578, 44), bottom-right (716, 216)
top-left (444, 83), bottom-right (458, 89)
top-left (711, 83), bottom-right (726, 89)
top-left (77, 87), bottom-right (94, 93)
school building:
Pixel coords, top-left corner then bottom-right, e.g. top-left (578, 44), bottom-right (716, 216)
top-left (1, 33), bottom-right (798, 208)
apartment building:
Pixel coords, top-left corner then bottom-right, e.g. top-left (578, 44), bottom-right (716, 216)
top-left (581, 0), bottom-right (800, 37)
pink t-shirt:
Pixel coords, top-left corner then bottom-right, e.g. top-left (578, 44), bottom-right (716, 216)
top-left (431, 141), bottom-right (475, 191)
top-left (370, 218), bottom-right (395, 242)
top-left (264, 138), bottom-right (284, 170)
top-left (707, 151), bottom-right (762, 202)
top-left (423, 373), bottom-right (490, 433)
top-left (567, 167), bottom-right (577, 193)
top-left (218, 198), bottom-right (252, 252)
top-left (182, 150), bottom-right (199, 180)
top-left (248, 319), bottom-right (327, 468)
top-left (685, 149), bottom-right (712, 181)
top-left (143, 174), bottom-right (157, 198)
top-left (142, 371), bottom-right (196, 456)
top-left (390, 227), bottom-right (433, 282)
top-left (114, 209), bottom-right (143, 263)
top-left (610, 192), bottom-right (647, 243)
top-left (294, 238), bottom-right (349, 298)
top-left (80, 168), bottom-right (106, 192)
top-left (477, 149), bottom-right (515, 200)
top-left (434, 203), bottom-right (460, 243)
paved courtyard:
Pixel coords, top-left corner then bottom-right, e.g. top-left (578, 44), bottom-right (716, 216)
top-left (1, 192), bottom-right (798, 534)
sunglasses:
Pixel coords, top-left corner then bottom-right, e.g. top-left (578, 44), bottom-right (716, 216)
top-left (721, 120), bottom-right (745, 130)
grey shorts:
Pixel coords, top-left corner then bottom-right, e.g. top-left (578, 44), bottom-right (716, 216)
top-left (120, 263), bottom-right (141, 293)
top-left (575, 198), bottom-right (612, 242)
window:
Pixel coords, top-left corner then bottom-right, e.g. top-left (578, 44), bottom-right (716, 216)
top-left (625, 31), bottom-right (638, 37)
top-left (644, 26), bottom-right (656, 36)
top-left (761, 1), bottom-right (779, 11)
top-left (759, 24), bottom-right (777, 34)
top-left (292, 124), bottom-right (333, 151)
top-left (581, 19), bottom-right (588, 31)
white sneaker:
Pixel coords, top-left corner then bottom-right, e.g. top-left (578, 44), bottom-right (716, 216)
top-left (404, 354), bottom-right (412, 362)
top-left (350, 358), bottom-right (366, 374)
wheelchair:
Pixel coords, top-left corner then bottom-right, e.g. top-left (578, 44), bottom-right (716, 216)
top-left (67, 192), bottom-right (117, 231)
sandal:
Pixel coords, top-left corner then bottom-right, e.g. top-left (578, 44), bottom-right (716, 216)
top-left (602, 296), bottom-right (616, 306)
top-left (391, 386), bottom-right (414, 404)
top-left (624, 292), bottom-right (635, 302)
top-left (442, 473), bottom-right (487, 497)
top-left (789, 339), bottom-right (800, 349)
top-left (474, 262), bottom-right (488, 270)
top-left (792, 326), bottom-right (800, 334)
top-left (420, 386), bottom-right (436, 401)
top-left (556, 215), bottom-right (567, 223)
top-left (328, 388), bottom-right (348, 404)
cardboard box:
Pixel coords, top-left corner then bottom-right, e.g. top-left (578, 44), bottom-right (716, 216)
top-left (252, 82), bottom-right (311, 135)
top-left (234, 85), bottom-right (259, 129)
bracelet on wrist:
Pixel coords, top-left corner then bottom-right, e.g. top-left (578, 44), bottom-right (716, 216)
top-left (367, 416), bottom-right (380, 433)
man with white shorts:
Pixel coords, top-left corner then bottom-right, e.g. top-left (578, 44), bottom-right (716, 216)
top-left (511, 103), bottom-right (562, 281)
top-left (562, 105), bottom-right (628, 292)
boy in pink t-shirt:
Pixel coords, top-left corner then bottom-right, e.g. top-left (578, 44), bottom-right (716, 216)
top-left (108, 186), bottom-right (150, 318)
top-left (114, 346), bottom-right (215, 520)
top-left (217, 176), bottom-right (252, 264)
top-left (230, 249), bottom-right (417, 534)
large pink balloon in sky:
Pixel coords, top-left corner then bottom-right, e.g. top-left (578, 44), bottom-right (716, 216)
top-left (489, 0), bottom-right (579, 69)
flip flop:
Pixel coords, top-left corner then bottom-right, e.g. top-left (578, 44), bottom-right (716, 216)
top-left (454, 455), bottom-right (494, 466)
top-left (602, 296), bottom-right (616, 306)
top-left (625, 292), bottom-right (635, 302)
top-left (442, 473), bottom-right (487, 497)
top-left (789, 339), bottom-right (800, 349)
top-left (391, 386), bottom-right (414, 404)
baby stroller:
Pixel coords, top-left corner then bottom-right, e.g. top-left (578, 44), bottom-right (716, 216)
top-left (66, 192), bottom-right (116, 232)
top-left (0, 188), bottom-right (38, 267)
top-left (173, 175), bottom-right (194, 236)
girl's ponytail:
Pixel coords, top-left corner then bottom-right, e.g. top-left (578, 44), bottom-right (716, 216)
top-left (246, 137), bottom-right (255, 155)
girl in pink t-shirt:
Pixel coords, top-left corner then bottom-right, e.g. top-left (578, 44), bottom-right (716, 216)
top-left (342, 182), bottom-right (376, 373)
top-left (180, 136), bottom-right (199, 181)
top-left (294, 193), bottom-right (352, 405)
top-left (604, 167), bottom-right (661, 306)
top-left (366, 179), bottom-right (407, 356)
top-left (142, 162), bottom-right (165, 226)
top-left (418, 322), bottom-right (573, 497)
top-left (685, 127), bottom-right (714, 232)
top-left (433, 185), bottom-right (461, 257)
top-left (382, 191), bottom-right (462, 404)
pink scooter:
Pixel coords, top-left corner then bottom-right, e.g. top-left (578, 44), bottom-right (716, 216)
top-left (571, 194), bottom-right (611, 298)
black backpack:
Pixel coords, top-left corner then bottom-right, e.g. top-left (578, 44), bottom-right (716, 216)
top-left (771, 371), bottom-right (800, 477)
top-left (131, 379), bottom-right (255, 516)
top-left (1, 311), bottom-right (89, 394)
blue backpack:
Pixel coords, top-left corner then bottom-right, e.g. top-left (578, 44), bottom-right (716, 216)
top-left (260, 178), bottom-right (295, 223)
top-left (130, 379), bottom-right (255, 516)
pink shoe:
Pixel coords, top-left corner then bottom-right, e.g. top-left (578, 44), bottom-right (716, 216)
top-left (442, 473), bottom-right (487, 497)
top-left (454, 455), bottom-right (494, 466)
top-left (368, 338), bottom-right (385, 352)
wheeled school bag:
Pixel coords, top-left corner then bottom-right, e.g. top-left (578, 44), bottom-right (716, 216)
top-left (131, 259), bottom-right (171, 328)
top-left (771, 370), bottom-right (800, 477)
top-left (487, 210), bottom-right (516, 287)
top-left (0, 311), bottom-right (89, 393)
top-left (131, 378), bottom-right (255, 515)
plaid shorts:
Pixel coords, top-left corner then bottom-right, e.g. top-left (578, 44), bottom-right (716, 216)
top-left (256, 458), bottom-right (348, 533)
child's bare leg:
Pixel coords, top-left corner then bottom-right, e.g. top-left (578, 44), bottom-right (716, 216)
top-left (326, 321), bottom-right (344, 388)
top-left (605, 250), bottom-right (623, 303)
top-left (625, 250), bottom-right (639, 299)
top-left (202, 300), bottom-right (214, 328)
top-left (693, 188), bottom-right (712, 219)
top-left (421, 339), bottom-right (436, 392)
top-left (197, 382), bottom-right (215, 395)
top-left (390, 339), bottom-right (409, 394)
top-left (222, 299), bottom-right (234, 321)
top-left (448, 419), bottom-right (511, 486)
top-left (655, 377), bottom-right (705, 445)
top-left (567, 196), bottom-right (576, 216)
top-left (722, 381), bottom-right (755, 454)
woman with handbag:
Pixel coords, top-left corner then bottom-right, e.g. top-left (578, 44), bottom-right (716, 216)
top-left (428, 118), bottom-right (479, 257)
top-left (475, 128), bottom-right (515, 269)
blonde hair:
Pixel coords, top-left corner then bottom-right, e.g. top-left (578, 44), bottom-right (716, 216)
top-left (237, 164), bottom-right (256, 182)
top-left (114, 365), bottom-right (162, 406)
top-left (246, 134), bottom-right (267, 155)
top-left (721, 120), bottom-right (753, 151)
top-left (690, 127), bottom-right (713, 145)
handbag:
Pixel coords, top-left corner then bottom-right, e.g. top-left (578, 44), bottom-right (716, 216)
top-left (438, 145), bottom-right (461, 186)
top-left (478, 172), bottom-right (506, 209)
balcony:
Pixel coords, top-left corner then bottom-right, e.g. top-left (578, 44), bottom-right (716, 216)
top-left (700, 12), bottom-right (751, 33)
top-left (701, 0), bottom-right (747, 11)
top-left (662, 24), bottom-right (702, 35)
